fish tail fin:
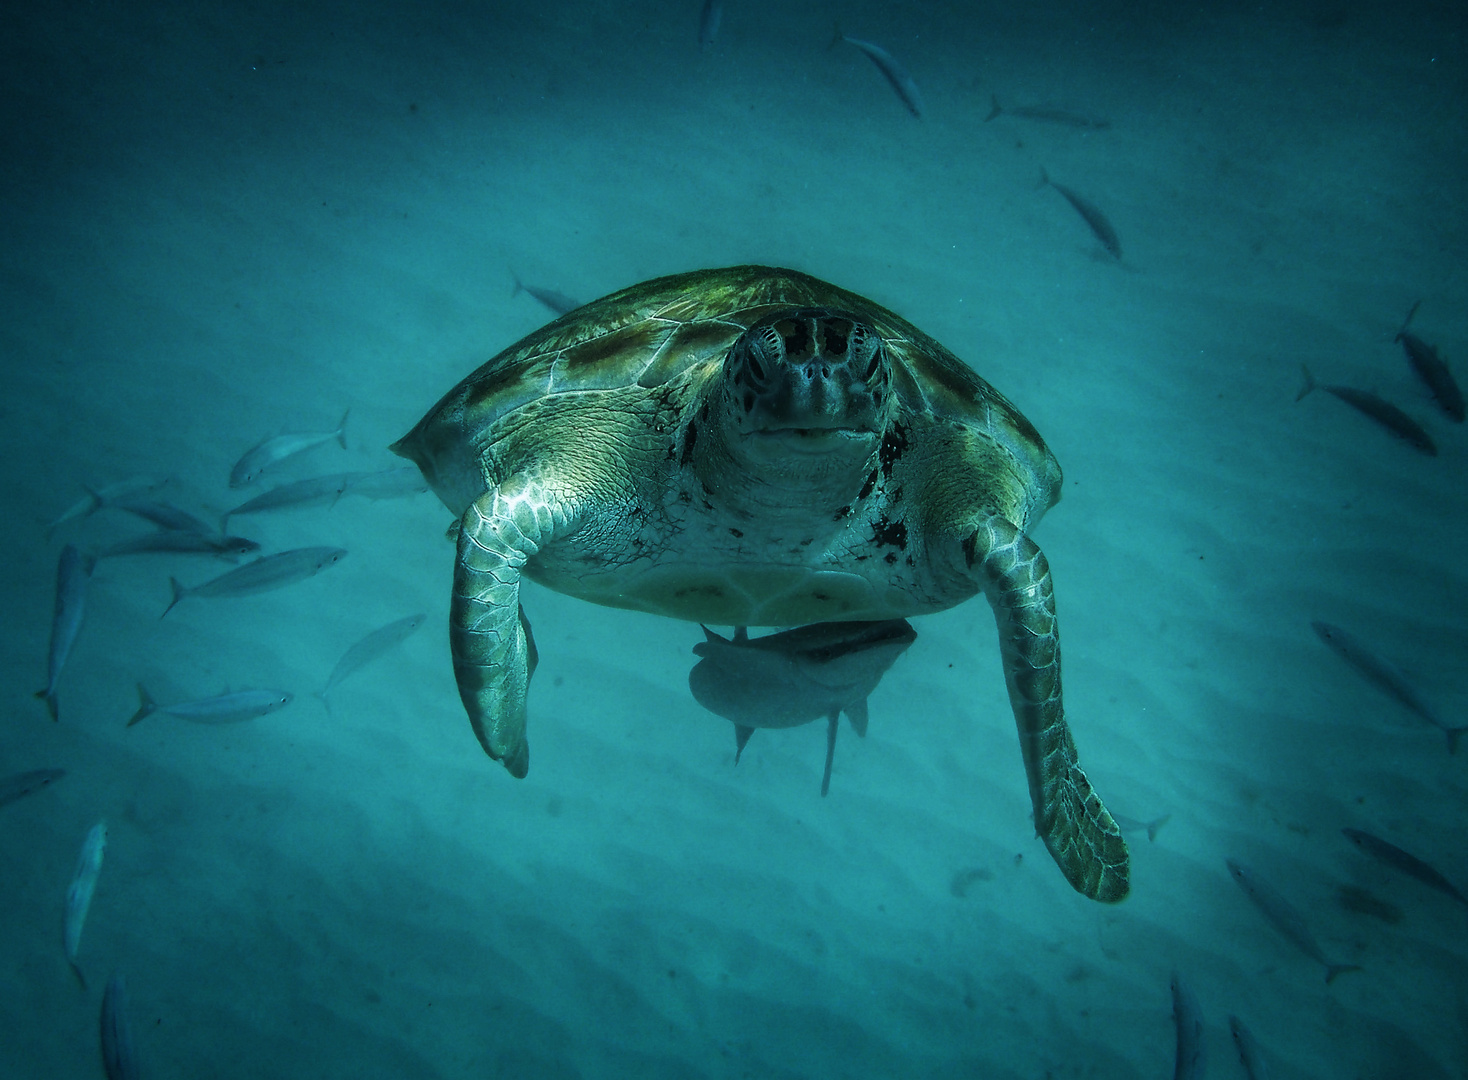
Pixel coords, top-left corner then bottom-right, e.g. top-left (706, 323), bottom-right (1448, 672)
top-left (1446, 726), bottom-right (1467, 755)
top-left (161, 578), bottom-right (186, 619)
top-left (1295, 363), bottom-right (1317, 402)
top-left (81, 484), bottom-right (107, 516)
top-left (1146, 814), bottom-right (1172, 842)
top-left (984, 94), bottom-right (1002, 122)
top-left (828, 20), bottom-right (844, 50)
top-left (34, 688), bottom-right (58, 722)
top-left (127, 684), bottom-right (158, 727)
top-left (1035, 167), bottom-right (1051, 191)
top-left (510, 270), bottom-right (524, 297)
top-left (1397, 299), bottom-right (1421, 339)
top-left (734, 724), bottom-right (754, 763)
top-left (335, 408), bottom-right (350, 449)
top-left (1325, 963), bottom-right (1363, 985)
top-left (70, 959), bottom-right (88, 992)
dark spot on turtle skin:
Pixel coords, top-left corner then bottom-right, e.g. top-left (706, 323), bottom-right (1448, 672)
top-left (728, 527), bottom-right (743, 538)
top-left (678, 490), bottom-right (692, 503)
top-left (884, 551), bottom-right (899, 564)
top-left (813, 591), bottom-right (831, 602)
top-left (878, 422), bottom-right (909, 478)
top-left (857, 469), bottom-right (878, 500)
top-left (680, 420), bottom-right (698, 466)
top-left (798, 538), bottom-right (814, 547)
top-left (700, 401), bottom-right (711, 422)
top-left (833, 505), bottom-right (850, 520)
top-left (961, 533), bottom-right (979, 569)
top-left (871, 516), bottom-right (907, 551)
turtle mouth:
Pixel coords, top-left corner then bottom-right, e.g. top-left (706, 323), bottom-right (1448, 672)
top-left (746, 426), bottom-right (875, 452)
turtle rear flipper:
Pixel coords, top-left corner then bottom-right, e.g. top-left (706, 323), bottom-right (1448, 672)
top-left (969, 516), bottom-right (1129, 903)
top-left (452, 480), bottom-right (565, 777)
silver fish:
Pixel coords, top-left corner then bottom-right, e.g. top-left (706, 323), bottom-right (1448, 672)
top-left (1228, 1015), bottom-right (1270, 1080)
top-left (1397, 301), bottom-right (1464, 422)
top-left (1341, 827), bottom-right (1467, 906)
top-left (1296, 366), bottom-right (1436, 455)
top-left (47, 475), bottom-right (170, 536)
top-left (1312, 621), bottom-right (1463, 752)
top-left (341, 466), bottom-right (430, 500)
top-left (985, 95), bottom-right (1110, 129)
top-left (229, 408), bottom-right (350, 488)
top-left (0, 768), bottom-right (66, 809)
top-left (1039, 168), bottom-right (1122, 259)
top-left (832, 27), bottom-right (924, 118)
top-left (222, 472), bottom-right (354, 527)
top-left (98, 530), bottom-right (259, 561)
top-left (698, 0), bottom-right (722, 49)
top-left (162, 546), bottom-right (347, 617)
top-left (127, 684), bottom-right (293, 726)
top-left (1226, 858), bottom-right (1362, 983)
top-left (64, 821), bottom-right (107, 989)
top-left (511, 272), bottom-right (580, 316)
top-left (1112, 812), bottom-right (1171, 842)
top-left (101, 973), bottom-right (141, 1080)
top-left (35, 545), bottom-right (97, 721)
top-left (317, 613), bottom-right (426, 709)
top-left (112, 498), bottom-right (217, 535)
top-left (690, 620), bottom-right (916, 795)
top-left (1170, 971), bottom-right (1206, 1080)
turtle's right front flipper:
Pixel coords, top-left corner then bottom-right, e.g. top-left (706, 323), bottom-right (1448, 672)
top-left (451, 481), bottom-right (563, 778)
top-left (968, 516), bottom-right (1130, 903)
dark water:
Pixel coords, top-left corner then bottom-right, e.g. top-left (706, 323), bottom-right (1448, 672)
top-left (2, 1), bottom-right (1465, 1076)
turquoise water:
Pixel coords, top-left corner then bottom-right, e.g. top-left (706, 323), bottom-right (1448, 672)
top-left (3, 1), bottom-right (1465, 1076)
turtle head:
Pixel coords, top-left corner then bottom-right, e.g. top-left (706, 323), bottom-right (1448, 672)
top-left (696, 308), bottom-right (896, 514)
top-left (721, 309), bottom-right (894, 455)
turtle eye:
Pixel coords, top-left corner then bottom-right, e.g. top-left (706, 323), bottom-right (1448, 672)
top-left (849, 326), bottom-right (884, 383)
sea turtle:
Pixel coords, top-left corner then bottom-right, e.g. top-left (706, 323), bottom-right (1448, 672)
top-left (391, 265), bottom-right (1129, 902)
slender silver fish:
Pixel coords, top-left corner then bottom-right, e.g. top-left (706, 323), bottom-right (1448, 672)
top-left (127, 684), bottom-right (293, 726)
top-left (342, 466), bottom-right (429, 500)
top-left (317, 613), bottom-right (427, 711)
top-left (1228, 1015), bottom-right (1270, 1080)
top-left (832, 27), bottom-right (924, 118)
top-left (229, 408), bottom-right (350, 487)
top-left (222, 472), bottom-right (354, 527)
top-left (162, 546), bottom-right (347, 617)
top-left (0, 768), bottom-right (65, 809)
top-left (1341, 827), bottom-right (1467, 906)
top-left (511, 272), bottom-right (580, 316)
top-left (1397, 301), bottom-right (1464, 422)
top-left (64, 821), bottom-right (107, 989)
top-left (985, 95), bottom-right (1110, 129)
top-left (98, 530), bottom-right (259, 561)
top-left (1039, 168), bottom-right (1122, 259)
top-left (35, 545), bottom-right (97, 721)
top-left (111, 498), bottom-right (217, 535)
top-left (1312, 621), bottom-right (1463, 752)
top-left (1226, 858), bottom-right (1362, 983)
top-left (698, 0), bottom-right (722, 49)
top-left (101, 973), bottom-right (141, 1080)
top-left (47, 475), bottom-right (170, 536)
top-left (1296, 366), bottom-right (1436, 455)
top-left (1170, 971), bottom-right (1206, 1080)
top-left (1112, 812), bottom-right (1171, 842)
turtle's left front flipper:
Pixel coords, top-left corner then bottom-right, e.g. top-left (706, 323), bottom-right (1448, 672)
top-left (967, 516), bottom-right (1129, 902)
top-left (452, 479), bottom-right (563, 778)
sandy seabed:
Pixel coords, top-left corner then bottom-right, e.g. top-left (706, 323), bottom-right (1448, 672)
top-left (2, 1), bottom-right (1465, 1077)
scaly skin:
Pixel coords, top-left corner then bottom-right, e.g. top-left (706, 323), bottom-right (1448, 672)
top-left (451, 477), bottom-right (565, 777)
top-left (969, 516), bottom-right (1129, 903)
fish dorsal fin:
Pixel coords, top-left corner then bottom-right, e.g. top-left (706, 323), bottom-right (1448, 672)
top-left (732, 626), bottom-right (749, 643)
top-left (844, 698), bottom-right (870, 737)
top-left (733, 724), bottom-right (755, 762)
top-left (820, 710), bottom-right (840, 796)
